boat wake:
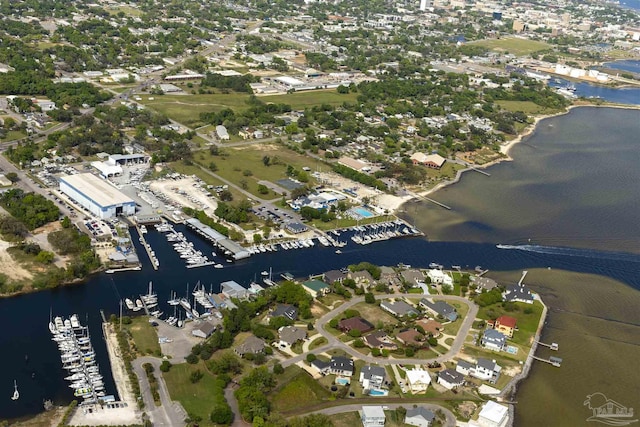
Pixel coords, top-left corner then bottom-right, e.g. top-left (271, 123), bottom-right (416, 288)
top-left (495, 244), bottom-right (640, 263)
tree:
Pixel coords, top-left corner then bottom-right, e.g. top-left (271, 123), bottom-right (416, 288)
top-left (5, 172), bottom-right (18, 183)
top-left (159, 360), bottom-right (172, 372)
top-left (273, 363), bottom-right (284, 375)
top-left (364, 292), bottom-right (376, 304)
top-left (210, 403), bottom-right (234, 425)
top-left (262, 155), bottom-right (271, 166)
top-left (209, 161), bottom-right (218, 172)
top-left (306, 353), bottom-right (316, 363)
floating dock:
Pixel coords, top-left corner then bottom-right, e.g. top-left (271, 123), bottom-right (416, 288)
top-left (136, 227), bottom-right (158, 270)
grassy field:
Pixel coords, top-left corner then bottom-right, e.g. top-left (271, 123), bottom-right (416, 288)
top-left (468, 37), bottom-right (551, 56)
top-left (308, 336), bottom-right (328, 350)
top-left (271, 368), bottom-right (332, 412)
top-left (496, 100), bottom-right (563, 115)
top-left (0, 129), bottom-right (27, 142)
top-left (125, 316), bottom-right (160, 356)
top-left (162, 362), bottom-right (224, 426)
top-left (477, 300), bottom-right (544, 347)
top-left (190, 144), bottom-right (317, 198)
top-left (139, 90), bottom-right (358, 127)
top-left (350, 302), bottom-right (400, 327)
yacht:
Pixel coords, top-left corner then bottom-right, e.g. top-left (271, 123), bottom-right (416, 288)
top-left (11, 380), bottom-right (19, 401)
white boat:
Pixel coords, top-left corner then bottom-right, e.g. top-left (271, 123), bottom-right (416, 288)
top-left (214, 264), bottom-right (223, 269)
top-left (125, 299), bottom-right (135, 310)
top-left (11, 380), bottom-right (19, 401)
top-left (139, 225), bottom-right (147, 234)
top-left (135, 299), bottom-right (143, 311)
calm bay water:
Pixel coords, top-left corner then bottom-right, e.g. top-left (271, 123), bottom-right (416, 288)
top-left (1, 106), bottom-right (640, 425)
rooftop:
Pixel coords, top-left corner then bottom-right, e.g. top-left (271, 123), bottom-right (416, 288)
top-left (59, 173), bottom-right (134, 207)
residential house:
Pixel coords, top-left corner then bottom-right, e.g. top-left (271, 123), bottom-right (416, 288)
top-left (313, 356), bottom-right (355, 377)
top-left (405, 407), bottom-right (435, 427)
top-left (359, 365), bottom-right (386, 391)
top-left (472, 276), bottom-right (498, 292)
top-left (339, 317), bottom-right (375, 334)
top-left (324, 269), bottom-right (347, 284)
top-left (416, 319), bottom-right (443, 338)
top-left (191, 322), bottom-right (216, 339)
top-left (397, 329), bottom-right (426, 348)
top-left (406, 368), bottom-right (432, 393)
top-left (481, 329), bottom-right (507, 352)
top-left (216, 125), bottom-right (230, 140)
top-left (420, 299), bottom-right (458, 322)
top-left (278, 326), bottom-right (306, 346)
top-left (400, 269), bottom-right (425, 287)
top-left (426, 269), bottom-right (453, 287)
top-left (456, 360), bottom-right (474, 376)
top-left (471, 359), bottom-right (501, 383)
top-left (302, 279), bottom-right (330, 298)
top-left (363, 331), bottom-right (398, 350)
top-left (503, 283), bottom-right (534, 304)
top-left (494, 315), bottom-right (517, 338)
top-left (238, 128), bottom-right (256, 139)
top-left (380, 300), bottom-right (419, 318)
top-left (361, 406), bottom-right (386, 427)
top-left (437, 369), bottom-right (465, 390)
top-left (350, 270), bottom-right (375, 286)
top-left (473, 401), bottom-right (509, 427)
top-left (271, 303), bottom-right (298, 321)
top-left (379, 266), bottom-right (400, 286)
top-left (234, 335), bottom-right (266, 357)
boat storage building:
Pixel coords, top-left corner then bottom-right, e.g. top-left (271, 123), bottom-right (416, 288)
top-left (59, 173), bottom-right (136, 219)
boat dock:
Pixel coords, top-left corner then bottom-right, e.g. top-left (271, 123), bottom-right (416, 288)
top-left (136, 226), bottom-right (158, 270)
top-left (185, 218), bottom-right (250, 260)
top-left (186, 261), bottom-right (217, 269)
top-left (105, 266), bottom-right (142, 274)
top-left (532, 355), bottom-right (563, 367)
top-left (468, 165), bottom-right (491, 176)
top-left (411, 193), bottom-right (451, 210)
top-left (518, 270), bottom-right (528, 285)
top-left (535, 341), bottom-right (559, 351)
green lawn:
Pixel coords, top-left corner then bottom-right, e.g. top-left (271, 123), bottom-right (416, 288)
top-left (190, 144), bottom-right (317, 198)
top-left (468, 37), bottom-right (551, 56)
top-left (496, 100), bottom-right (563, 115)
top-left (271, 369), bottom-right (331, 412)
top-left (0, 129), bottom-right (27, 142)
top-left (477, 300), bottom-right (544, 347)
top-left (162, 362), bottom-right (224, 426)
top-left (125, 316), bottom-right (161, 356)
top-left (139, 90), bottom-right (358, 127)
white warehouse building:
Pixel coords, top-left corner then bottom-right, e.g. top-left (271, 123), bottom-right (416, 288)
top-left (59, 173), bottom-right (136, 219)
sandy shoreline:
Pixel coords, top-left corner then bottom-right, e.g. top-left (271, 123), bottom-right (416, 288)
top-left (395, 103), bottom-right (640, 213)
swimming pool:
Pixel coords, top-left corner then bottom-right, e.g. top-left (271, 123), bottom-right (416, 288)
top-left (336, 377), bottom-right (350, 385)
top-left (369, 389), bottom-right (389, 396)
top-left (353, 207), bottom-right (374, 218)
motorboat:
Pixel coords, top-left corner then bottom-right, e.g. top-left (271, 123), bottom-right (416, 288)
top-left (11, 380), bottom-right (19, 401)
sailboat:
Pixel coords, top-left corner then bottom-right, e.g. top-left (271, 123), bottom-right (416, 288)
top-left (11, 380), bottom-right (19, 401)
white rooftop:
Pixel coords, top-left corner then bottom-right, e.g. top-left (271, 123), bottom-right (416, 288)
top-left (60, 173), bottom-right (134, 207)
top-left (479, 400), bottom-right (509, 424)
top-left (406, 368), bottom-right (432, 385)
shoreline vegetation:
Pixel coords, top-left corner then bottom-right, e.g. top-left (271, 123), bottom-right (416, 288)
top-left (398, 102), bottom-right (640, 214)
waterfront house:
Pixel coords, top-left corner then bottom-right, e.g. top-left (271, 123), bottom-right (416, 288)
top-left (350, 270), bottom-right (375, 286)
top-left (363, 331), bottom-right (398, 350)
top-left (437, 369), bottom-right (465, 390)
top-left (361, 406), bottom-right (386, 427)
top-left (503, 283), bottom-right (534, 304)
top-left (302, 279), bottom-right (330, 298)
top-left (380, 266), bottom-right (399, 285)
top-left (221, 280), bottom-right (248, 299)
top-left (471, 359), bottom-right (502, 383)
top-left (339, 317), bottom-right (375, 334)
top-left (192, 322), bottom-right (216, 339)
top-left (271, 303), bottom-right (298, 321)
top-left (472, 276), bottom-right (498, 292)
top-left (481, 329), bottom-right (507, 352)
top-left (493, 315), bottom-right (517, 338)
top-left (405, 407), bottom-right (435, 427)
top-left (324, 269), bottom-right (347, 284)
top-left (426, 269), bottom-right (453, 286)
top-left (420, 299), bottom-right (458, 322)
top-left (359, 365), bottom-right (386, 390)
top-left (416, 319), bottom-right (443, 338)
top-left (278, 326), bottom-right (306, 347)
top-left (400, 269), bottom-right (425, 287)
top-left (406, 368), bottom-right (432, 393)
top-left (410, 152), bottom-right (446, 169)
top-left (380, 300), bottom-right (419, 318)
top-left (397, 329), bottom-right (426, 347)
top-left (473, 401), bottom-right (509, 427)
top-left (234, 335), bottom-right (266, 357)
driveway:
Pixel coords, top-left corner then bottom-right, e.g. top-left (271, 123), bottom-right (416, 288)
top-left (132, 357), bottom-right (187, 427)
top-left (282, 294), bottom-right (478, 367)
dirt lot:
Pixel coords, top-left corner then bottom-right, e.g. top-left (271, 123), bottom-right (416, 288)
top-left (149, 177), bottom-right (218, 214)
top-left (0, 238), bottom-right (33, 281)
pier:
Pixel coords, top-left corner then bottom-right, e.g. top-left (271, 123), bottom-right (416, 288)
top-left (535, 341), bottom-right (559, 351)
top-left (468, 165), bottom-right (491, 176)
top-left (518, 270), bottom-right (528, 285)
top-left (532, 355), bottom-right (562, 367)
top-left (412, 193), bottom-right (451, 210)
top-left (186, 260), bottom-right (217, 269)
top-left (136, 226), bottom-right (158, 270)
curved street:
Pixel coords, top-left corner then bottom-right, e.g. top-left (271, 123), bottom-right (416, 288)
top-left (282, 294), bottom-right (478, 367)
top-left (132, 357), bottom-right (187, 427)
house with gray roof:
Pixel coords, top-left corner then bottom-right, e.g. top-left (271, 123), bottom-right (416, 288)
top-left (350, 270), bottom-right (374, 285)
top-left (361, 406), bottom-right (386, 427)
top-left (192, 322), bottom-right (216, 339)
top-left (278, 326), bottom-right (306, 346)
top-left (437, 369), bottom-right (465, 390)
top-left (379, 266), bottom-right (399, 285)
top-left (363, 331), bottom-right (397, 350)
top-left (401, 269), bottom-right (425, 287)
top-left (473, 276), bottom-right (498, 292)
top-left (221, 280), bottom-right (248, 299)
top-left (380, 300), bottom-right (419, 318)
top-left (481, 329), bottom-right (507, 352)
top-left (472, 358), bottom-right (502, 383)
top-left (419, 299), bottom-right (458, 322)
top-left (324, 269), bottom-right (346, 284)
top-left (234, 335), bottom-right (266, 357)
top-left (359, 365), bottom-right (386, 390)
top-left (456, 360), bottom-right (474, 376)
top-left (312, 356), bottom-right (354, 377)
top-left (503, 283), bottom-right (534, 304)
top-left (405, 407), bottom-right (435, 427)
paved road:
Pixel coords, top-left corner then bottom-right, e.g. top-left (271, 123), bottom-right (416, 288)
top-left (306, 402), bottom-right (457, 427)
top-left (282, 294), bottom-right (478, 367)
top-left (132, 357), bottom-right (187, 427)
top-left (224, 382), bottom-right (251, 427)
